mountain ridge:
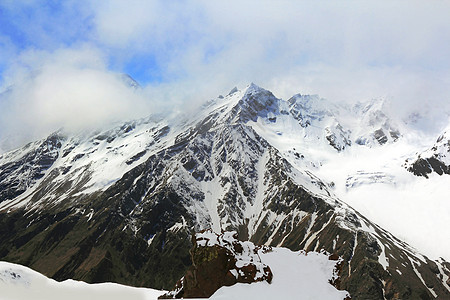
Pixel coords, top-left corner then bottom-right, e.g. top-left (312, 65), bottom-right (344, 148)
top-left (0, 84), bottom-right (449, 299)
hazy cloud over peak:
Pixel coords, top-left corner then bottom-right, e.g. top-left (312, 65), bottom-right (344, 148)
top-left (1, 0), bottom-right (450, 151)
top-left (0, 46), bottom-right (151, 151)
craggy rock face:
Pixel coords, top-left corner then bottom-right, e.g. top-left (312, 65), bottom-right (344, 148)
top-left (406, 130), bottom-right (450, 178)
top-left (160, 230), bottom-right (273, 299)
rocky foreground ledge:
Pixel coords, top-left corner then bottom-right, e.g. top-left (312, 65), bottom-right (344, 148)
top-left (160, 230), bottom-right (273, 298)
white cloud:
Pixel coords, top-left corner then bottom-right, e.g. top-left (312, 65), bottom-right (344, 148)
top-left (1, 0), bottom-right (450, 150)
top-left (0, 46), bottom-right (152, 151)
top-left (91, 1), bottom-right (450, 103)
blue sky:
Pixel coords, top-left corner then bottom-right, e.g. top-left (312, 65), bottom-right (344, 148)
top-left (1, 0), bottom-right (450, 150)
top-left (2, 1), bottom-right (450, 91)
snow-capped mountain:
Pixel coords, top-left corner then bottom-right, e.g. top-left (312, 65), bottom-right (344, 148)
top-left (351, 98), bottom-right (401, 146)
top-left (406, 126), bottom-right (450, 177)
top-left (0, 83), bottom-right (449, 299)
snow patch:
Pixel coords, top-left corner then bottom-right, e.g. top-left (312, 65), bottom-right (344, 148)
top-left (211, 248), bottom-right (349, 300)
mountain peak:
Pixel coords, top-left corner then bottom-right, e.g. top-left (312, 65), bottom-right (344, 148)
top-left (230, 83), bottom-right (279, 122)
top-left (353, 98), bottom-right (387, 115)
top-left (119, 73), bottom-right (141, 89)
top-left (228, 86), bottom-right (238, 95)
top-left (244, 82), bottom-right (266, 95)
top-left (287, 93), bottom-right (324, 109)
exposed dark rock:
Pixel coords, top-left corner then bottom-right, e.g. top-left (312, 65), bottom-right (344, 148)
top-left (160, 230), bottom-right (272, 299)
top-left (125, 150), bottom-right (147, 165)
top-left (374, 129), bottom-right (388, 145)
top-left (406, 131), bottom-right (450, 178)
top-left (408, 157), bottom-right (450, 178)
top-left (389, 129), bottom-right (400, 141)
top-left (0, 133), bottom-right (65, 202)
top-left (325, 124), bottom-right (352, 152)
top-left (232, 84), bottom-right (279, 123)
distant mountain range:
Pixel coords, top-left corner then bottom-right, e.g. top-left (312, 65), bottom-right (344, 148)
top-left (1, 83), bottom-right (449, 299)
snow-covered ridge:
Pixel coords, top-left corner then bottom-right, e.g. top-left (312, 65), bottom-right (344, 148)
top-left (0, 261), bottom-right (165, 300)
top-left (405, 126), bottom-right (450, 177)
top-left (0, 117), bottom-right (177, 211)
top-left (0, 83), bottom-right (406, 212)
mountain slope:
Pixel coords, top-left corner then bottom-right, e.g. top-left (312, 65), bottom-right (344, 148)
top-left (0, 84), bottom-right (449, 299)
top-left (406, 127), bottom-right (450, 177)
top-left (0, 261), bottom-right (165, 300)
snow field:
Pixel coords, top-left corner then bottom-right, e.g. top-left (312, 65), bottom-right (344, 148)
top-left (0, 261), bottom-right (165, 300)
top-left (211, 248), bottom-right (349, 300)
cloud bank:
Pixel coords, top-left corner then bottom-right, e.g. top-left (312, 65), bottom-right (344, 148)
top-left (1, 1), bottom-right (450, 151)
top-left (0, 47), bottom-right (151, 151)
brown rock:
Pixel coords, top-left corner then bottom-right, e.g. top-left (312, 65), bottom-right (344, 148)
top-left (160, 230), bottom-right (273, 299)
top-left (328, 253), bottom-right (340, 261)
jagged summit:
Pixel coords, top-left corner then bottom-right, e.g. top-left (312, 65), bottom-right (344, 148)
top-left (353, 98), bottom-right (386, 115)
top-left (233, 83), bottom-right (280, 123)
top-left (244, 82), bottom-right (265, 93)
top-left (227, 86), bottom-right (238, 95)
top-left (287, 94), bottom-right (335, 127)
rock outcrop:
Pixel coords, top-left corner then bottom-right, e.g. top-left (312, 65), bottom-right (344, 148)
top-left (160, 230), bottom-right (272, 298)
top-left (406, 129), bottom-right (450, 177)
